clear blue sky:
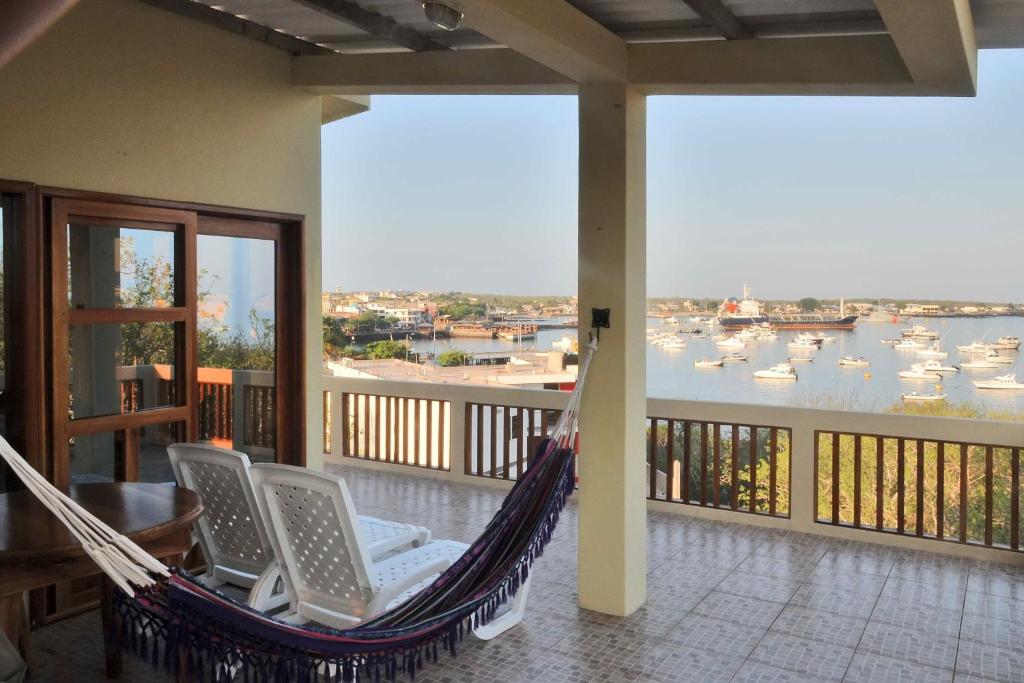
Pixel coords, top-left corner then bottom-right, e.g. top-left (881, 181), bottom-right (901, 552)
top-left (321, 49), bottom-right (1023, 303)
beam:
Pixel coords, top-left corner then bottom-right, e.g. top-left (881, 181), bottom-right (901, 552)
top-left (874, 0), bottom-right (976, 95)
top-left (137, 0), bottom-right (334, 55)
top-left (290, 0), bottom-right (448, 52)
top-left (0, 0), bottom-right (79, 69)
top-left (458, 0), bottom-right (628, 82)
top-left (577, 83), bottom-right (647, 616)
top-left (294, 48), bottom-right (576, 95)
top-left (679, 0), bottom-right (752, 40)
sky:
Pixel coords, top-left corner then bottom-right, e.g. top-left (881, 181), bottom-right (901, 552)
top-left (321, 49), bottom-right (1024, 303)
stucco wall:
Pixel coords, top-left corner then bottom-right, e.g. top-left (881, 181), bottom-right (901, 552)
top-left (0, 0), bottom-right (326, 467)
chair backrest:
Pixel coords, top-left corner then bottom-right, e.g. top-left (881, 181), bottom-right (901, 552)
top-left (167, 443), bottom-right (274, 587)
top-left (249, 463), bottom-right (376, 622)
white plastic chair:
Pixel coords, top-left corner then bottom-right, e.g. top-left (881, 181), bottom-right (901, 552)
top-left (249, 463), bottom-right (530, 638)
top-left (167, 444), bottom-right (430, 609)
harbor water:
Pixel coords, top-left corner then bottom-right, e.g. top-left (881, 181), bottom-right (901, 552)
top-left (410, 317), bottom-right (1024, 414)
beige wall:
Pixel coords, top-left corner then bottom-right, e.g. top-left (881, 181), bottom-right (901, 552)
top-left (0, 0), bottom-right (327, 467)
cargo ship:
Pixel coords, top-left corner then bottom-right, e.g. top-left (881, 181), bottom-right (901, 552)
top-left (717, 286), bottom-right (858, 330)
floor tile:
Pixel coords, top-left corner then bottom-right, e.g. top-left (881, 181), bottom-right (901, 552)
top-left (787, 584), bottom-right (877, 620)
top-left (770, 604), bottom-right (868, 648)
top-left (692, 590), bottom-right (784, 629)
top-left (746, 632), bottom-right (855, 681)
top-left (959, 612), bottom-right (1024, 651)
top-left (870, 601), bottom-right (964, 638)
top-left (955, 639), bottom-right (1024, 683)
top-left (844, 652), bottom-right (953, 683)
top-left (716, 570), bottom-right (801, 604)
top-left (732, 661), bottom-right (825, 683)
top-left (857, 621), bottom-right (959, 670)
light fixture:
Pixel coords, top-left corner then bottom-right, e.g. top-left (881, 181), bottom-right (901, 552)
top-left (423, 2), bottom-right (463, 31)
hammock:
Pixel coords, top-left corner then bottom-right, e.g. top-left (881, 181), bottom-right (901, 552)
top-left (0, 339), bottom-right (597, 682)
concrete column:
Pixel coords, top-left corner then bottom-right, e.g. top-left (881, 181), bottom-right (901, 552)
top-left (576, 84), bottom-right (647, 616)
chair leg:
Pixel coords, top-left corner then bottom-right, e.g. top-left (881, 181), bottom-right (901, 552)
top-left (471, 575), bottom-right (532, 641)
top-left (247, 564), bottom-right (290, 612)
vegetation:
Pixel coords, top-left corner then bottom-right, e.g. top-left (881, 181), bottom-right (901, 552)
top-left (437, 350), bottom-right (470, 367)
top-left (439, 301), bottom-right (487, 319)
top-left (364, 340), bottom-right (409, 360)
top-left (798, 297), bottom-right (821, 312)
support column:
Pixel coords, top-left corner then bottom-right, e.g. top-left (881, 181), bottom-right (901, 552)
top-left (577, 84), bottom-right (647, 616)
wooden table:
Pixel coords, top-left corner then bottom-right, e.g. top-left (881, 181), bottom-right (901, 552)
top-left (0, 482), bottom-right (202, 678)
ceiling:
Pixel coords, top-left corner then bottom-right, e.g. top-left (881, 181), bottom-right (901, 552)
top-left (185, 0), bottom-right (1024, 54)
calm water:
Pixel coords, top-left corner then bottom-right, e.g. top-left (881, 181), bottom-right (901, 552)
top-left (411, 317), bottom-right (1024, 413)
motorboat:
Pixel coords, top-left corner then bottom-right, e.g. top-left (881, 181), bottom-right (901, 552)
top-left (787, 356), bottom-right (814, 363)
top-left (756, 332), bottom-right (779, 342)
top-left (754, 364), bottom-right (797, 380)
top-left (974, 374), bottom-right (1024, 390)
top-left (814, 332), bottom-right (837, 343)
top-left (838, 356), bottom-right (870, 367)
top-left (716, 337), bottom-right (746, 349)
top-left (665, 317), bottom-right (681, 325)
top-left (787, 339), bottom-right (818, 351)
top-left (991, 336), bottom-right (1021, 350)
top-left (901, 325), bottom-right (939, 340)
top-left (722, 353), bottom-right (749, 362)
top-left (694, 358), bottom-right (724, 368)
top-left (957, 341), bottom-right (991, 354)
top-left (881, 338), bottom-right (901, 344)
top-left (961, 357), bottom-right (1001, 369)
top-left (916, 342), bottom-right (948, 358)
top-left (986, 351), bottom-right (1014, 365)
top-left (919, 359), bottom-right (959, 374)
top-left (902, 392), bottom-right (948, 402)
top-left (658, 338), bottom-right (687, 350)
top-left (898, 364), bottom-right (943, 380)
top-left (795, 332), bottom-right (824, 345)
top-left (893, 339), bottom-right (922, 350)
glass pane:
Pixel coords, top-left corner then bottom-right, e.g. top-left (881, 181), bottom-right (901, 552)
top-left (197, 234), bottom-right (276, 461)
top-left (69, 421), bottom-right (184, 484)
top-left (68, 322), bottom-right (178, 420)
top-left (67, 223), bottom-right (176, 308)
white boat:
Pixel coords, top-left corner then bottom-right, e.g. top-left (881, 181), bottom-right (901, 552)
top-left (551, 336), bottom-right (577, 353)
top-left (814, 332), bottom-right (837, 343)
top-left (919, 359), bottom-right (959, 374)
top-left (722, 353), bottom-right (749, 362)
top-left (838, 356), bottom-right (869, 367)
top-left (716, 337), bottom-right (746, 349)
top-left (787, 356), bottom-right (814, 363)
top-left (754, 363), bottom-right (797, 380)
top-left (990, 336), bottom-right (1021, 350)
top-left (881, 338), bottom-right (901, 344)
top-left (658, 338), bottom-right (687, 350)
top-left (787, 339), bottom-right (818, 350)
top-left (901, 325), bottom-right (939, 340)
top-left (665, 317), bottom-right (681, 325)
top-left (795, 332), bottom-right (824, 345)
top-left (902, 392), bottom-right (948, 402)
top-left (756, 332), bottom-right (779, 342)
top-left (916, 342), bottom-right (948, 358)
top-left (957, 341), bottom-right (991, 354)
top-left (974, 374), bottom-right (1024, 390)
top-left (898, 364), bottom-right (943, 380)
top-left (893, 339), bottom-right (922, 349)
top-left (693, 358), bottom-right (724, 368)
top-left (961, 357), bottom-right (1001, 369)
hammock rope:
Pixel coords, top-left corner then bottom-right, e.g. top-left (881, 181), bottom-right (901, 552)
top-left (0, 337), bottom-right (598, 682)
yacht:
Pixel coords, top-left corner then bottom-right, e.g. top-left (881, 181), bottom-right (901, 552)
top-left (787, 339), bottom-right (818, 351)
top-left (862, 307), bottom-right (896, 323)
top-left (838, 356), bottom-right (870, 367)
top-left (974, 374), bottom-right (1024, 390)
top-left (902, 392), bottom-right (948, 402)
top-left (991, 336), bottom-right (1021, 350)
top-left (901, 325), bottom-right (939, 340)
top-left (961, 357), bottom-right (1001, 369)
top-left (898, 364), bottom-right (943, 380)
top-left (722, 353), bottom-right (749, 362)
top-left (658, 338), bottom-right (687, 350)
top-left (916, 342), bottom-right (948, 358)
top-left (787, 356), bottom-right (814, 363)
top-left (754, 364), bottom-right (797, 380)
top-left (665, 317), bottom-right (681, 325)
top-left (795, 332), bottom-right (824, 345)
top-left (893, 339), bottom-right (922, 350)
top-left (716, 337), bottom-right (746, 349)
top-left (694, 358), bottom-right (725, 368)
top-left (957, 341), bottom-right (991, 354)
top-left (814, 332), bottom-right (837, 343)
top-left (919, 359), bottom-right (959, 374)
top-left (986, 350), bottom-right (1014, 365)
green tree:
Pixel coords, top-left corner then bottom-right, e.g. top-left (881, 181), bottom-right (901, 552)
top-left (439, 302), bottom-right (487, 320)
top-left (437, 350), bottom-right (470, 367)
top-left (365, 340), bottom-right (409, 360)
top-left (798, 297), bottom-right (820, 312)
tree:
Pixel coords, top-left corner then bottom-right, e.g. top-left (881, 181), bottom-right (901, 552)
top-left (439, 302), bottom-right (486, 320)
top-left (798, 297), bottom-right (820, 312)
top-left (437, 350), bottom-right (470, 367)
top-left (365, 340), bottom-right (409, 360)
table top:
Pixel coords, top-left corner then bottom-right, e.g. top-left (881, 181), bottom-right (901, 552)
top-left (0, 482), bottom-right (202, 562)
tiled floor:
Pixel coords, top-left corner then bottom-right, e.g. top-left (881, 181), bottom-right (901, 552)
top-left (29, 466), bottom-right (1024, 682)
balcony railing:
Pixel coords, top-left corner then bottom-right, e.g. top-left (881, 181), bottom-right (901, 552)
top-left (324, 375), bottom-right (1024, 559)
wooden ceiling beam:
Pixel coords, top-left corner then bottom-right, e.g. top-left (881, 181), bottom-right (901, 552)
top-left (137, 0), bottom-right (333, 55)
top-left (458, 0), bottom-right (628, 82)
top-left (874, 0), bottom-right (976, 95)
top-left (679, 0), bottom-right (752, 40)
top-left (290, 0), bottom-right (449, 52)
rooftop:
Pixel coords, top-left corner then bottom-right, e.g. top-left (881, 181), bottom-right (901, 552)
top-left (32, 466), bottom-right (1024, 682)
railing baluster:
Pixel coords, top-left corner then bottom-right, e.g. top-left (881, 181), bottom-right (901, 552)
top-left (392, 397), bottom-right (399, 464)
top-left (1012, 448), bottom-right (1020, 551)
top-left (853, 434), bottom-right (861, 527)
top-left (341, 393), bottom-right (349, 456)
top-left (831, 432), bottom-right (840, 525)
top-left (426, 400), bottom-right (433, 469)
top-left (769, 427), bottom-right (777, 516)
top-left (463, 403), bottom-right (472, 475)
top-left (700, 422), bottom-right (708, 506)
top-left (502, 407), bottom-right (511, 480)
top-left (526, 408), bottom-right (535, 468)
top-left (362, 394), bottom-right (370, 458)
top-left (985, 445), bottom-right (994, 547)
top-left (897, 439), bottom-right (906, 534)
top-left (666, 420), bottom-right (675, 503)
top-left (712, 424), bottom-right (721, 508)
top-left (960, 443), bottom-right (968, 543)
top-left (876, 437), bottom-right (884, 531)
top-left (916, 439), bottom-right (925, 537)
top-left (649, 418), bottom-right (658, 500)
top-left (730, 424), bottom-right (739, 511)
top-left (682, 422), bottom-right (692, 504)
top-left (476, 403), bottom-right (484, 476)
top-left (936, 441), bottom-right (945, 540)
top-left (412, 399), bottom-right (420, 466)
top-left (489, 405), bottom-right (498, 478)
top-left (518, 408), bottom-right (526, 477)
top-left (439, 401), bottom-right (447, 470)
top-left (375, 395), bottom-right (383, 460)
top-left (749, 426), bottom-right (757, 514)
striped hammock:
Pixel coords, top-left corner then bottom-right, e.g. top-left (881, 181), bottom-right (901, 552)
top-left (0, 340), bottom-right (597, 682)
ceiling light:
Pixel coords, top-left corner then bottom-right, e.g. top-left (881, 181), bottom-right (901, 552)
top-left (423, 2), bottom-right (463, 31)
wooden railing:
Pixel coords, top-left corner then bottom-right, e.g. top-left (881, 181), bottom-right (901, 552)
top-left (646, 418), bottom-right (790, 518)
top-left (817, 431), bottom-right (1022, 551)
top-left (323, 375), bottom-right (1024, 560)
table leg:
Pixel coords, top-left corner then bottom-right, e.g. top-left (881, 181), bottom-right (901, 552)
top-left (0, 591), bottom-right (31, 669)
top-left (98, 576), bottom-right (121, 679)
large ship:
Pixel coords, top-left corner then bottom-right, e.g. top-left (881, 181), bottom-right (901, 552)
top-left (717, 286), bottom-right (858, 330)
